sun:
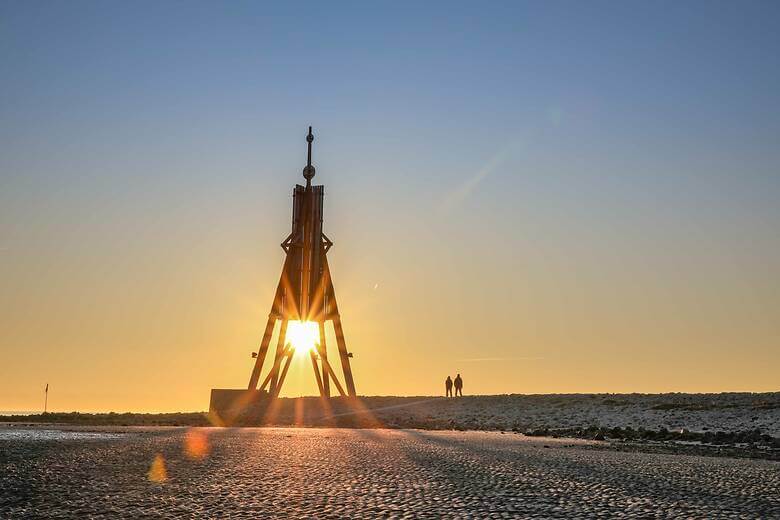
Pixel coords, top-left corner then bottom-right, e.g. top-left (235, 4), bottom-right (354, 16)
top-left (286, 321), bottom-right (320, 354)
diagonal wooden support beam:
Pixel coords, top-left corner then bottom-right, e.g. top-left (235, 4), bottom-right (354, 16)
top-left (332, 316), bottom-right (356, 397)
top-left (318, 321), bottom-right (330, 397)
top-left (261, 320), bottom-right (288, 393)
top-left (247, 315), bottom-right (276, 390)
top-left (273, 348), bottom-right (295, 398)
top-left (319, 354), bottom-right (347, 397)
top-left (268, 320), bottom-right (289, 394)
top-left (310, 350), bottom-right (325, 397)
top-left (258, 357), bottom-right (277, 393)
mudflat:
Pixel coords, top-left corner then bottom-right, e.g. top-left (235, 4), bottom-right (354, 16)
top-left (1, 426), bottom-right (778, 518)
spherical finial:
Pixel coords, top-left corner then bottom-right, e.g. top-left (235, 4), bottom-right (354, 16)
top-left (303, 126), bottom-right (315, 182)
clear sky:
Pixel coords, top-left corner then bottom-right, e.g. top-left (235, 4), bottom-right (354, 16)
top-left (1, 1), bottom-right (779, 412)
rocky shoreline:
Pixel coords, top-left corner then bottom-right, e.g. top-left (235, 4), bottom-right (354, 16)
top-left (522, 425), bottom-right (780, 461)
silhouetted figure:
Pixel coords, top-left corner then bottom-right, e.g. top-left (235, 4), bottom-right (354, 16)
top-left (445, 376), bottom-right (453, 397)
top-left (454, 373), bottom-right (463, 397)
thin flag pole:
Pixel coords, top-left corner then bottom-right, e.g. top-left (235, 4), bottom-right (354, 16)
top-left (44, 383), bottom-right (48, 414)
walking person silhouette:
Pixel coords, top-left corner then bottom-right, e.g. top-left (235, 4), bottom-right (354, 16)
top-left (445, 376), bottom-right (453, 397)
top-left (454, 373), bottom-right (463, 397)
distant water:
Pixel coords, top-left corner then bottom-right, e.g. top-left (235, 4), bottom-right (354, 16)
top-left (0, 429), bottom-right (125, 441)
top-left (0, 411), bottom-right (39, 416)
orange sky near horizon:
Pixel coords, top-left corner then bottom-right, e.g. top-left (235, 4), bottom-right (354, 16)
top-left (2, 167), bottom-right (778, 412)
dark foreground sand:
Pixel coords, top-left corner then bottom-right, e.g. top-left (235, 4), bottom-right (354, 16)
top-left (1, 426), bottom-right (778, 518)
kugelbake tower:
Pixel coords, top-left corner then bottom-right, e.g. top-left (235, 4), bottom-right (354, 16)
top-left (246, 127), bottom-right (356, 398)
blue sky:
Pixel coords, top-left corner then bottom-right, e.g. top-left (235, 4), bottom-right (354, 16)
top-left (1, 1), bottom-right (779, 408)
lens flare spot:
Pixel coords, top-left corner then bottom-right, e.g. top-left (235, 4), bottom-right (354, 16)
top-left (184, 429), bottom-right (209, 459)
top-left (286, 320), bottom-right (319, 354)
top-left (147, 453), bottom-right (167, 482)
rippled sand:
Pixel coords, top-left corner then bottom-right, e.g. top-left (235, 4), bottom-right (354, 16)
top-left (1, 427), bottom-right (777, 518)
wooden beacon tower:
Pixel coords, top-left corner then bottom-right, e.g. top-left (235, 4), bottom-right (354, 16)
top-left (246, 127), bottom-right (356, 399)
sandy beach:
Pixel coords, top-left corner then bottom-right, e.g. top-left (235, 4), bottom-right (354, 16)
top-left (6, 393), bottom-right (778, 435)
top-left (327, 393), bottom-right (780, 436)
top-left (1, 426), bottom-right (778, 518)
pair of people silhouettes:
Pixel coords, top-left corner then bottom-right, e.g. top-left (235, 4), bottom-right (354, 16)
top-left (445, 374), bottom-right (463, 397)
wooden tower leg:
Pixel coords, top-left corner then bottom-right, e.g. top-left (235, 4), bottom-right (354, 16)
top-left (309, 350), bottom-right (325, 396)
top-left (274, 348), bottom-right (294, 398)
top-left (318, 321), bottom-right (330, 397)
top-left (320, 356), bottom-right (347, 397)
top-left (248, 315), bottom-right (276, 389)
top-left (266, 320), bottom-right (288, 394)
top-left (333, 316), bottom-right (356, 397)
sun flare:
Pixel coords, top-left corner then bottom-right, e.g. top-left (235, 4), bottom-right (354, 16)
top-left (286, 321), bottom-right (319, 354)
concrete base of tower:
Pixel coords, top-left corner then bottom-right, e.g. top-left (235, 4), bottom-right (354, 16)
top-left (208, 389), bottom-right (270, 425)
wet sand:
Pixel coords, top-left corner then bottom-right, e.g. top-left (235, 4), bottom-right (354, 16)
top-left (1, 426), bottom-right (777, 518)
